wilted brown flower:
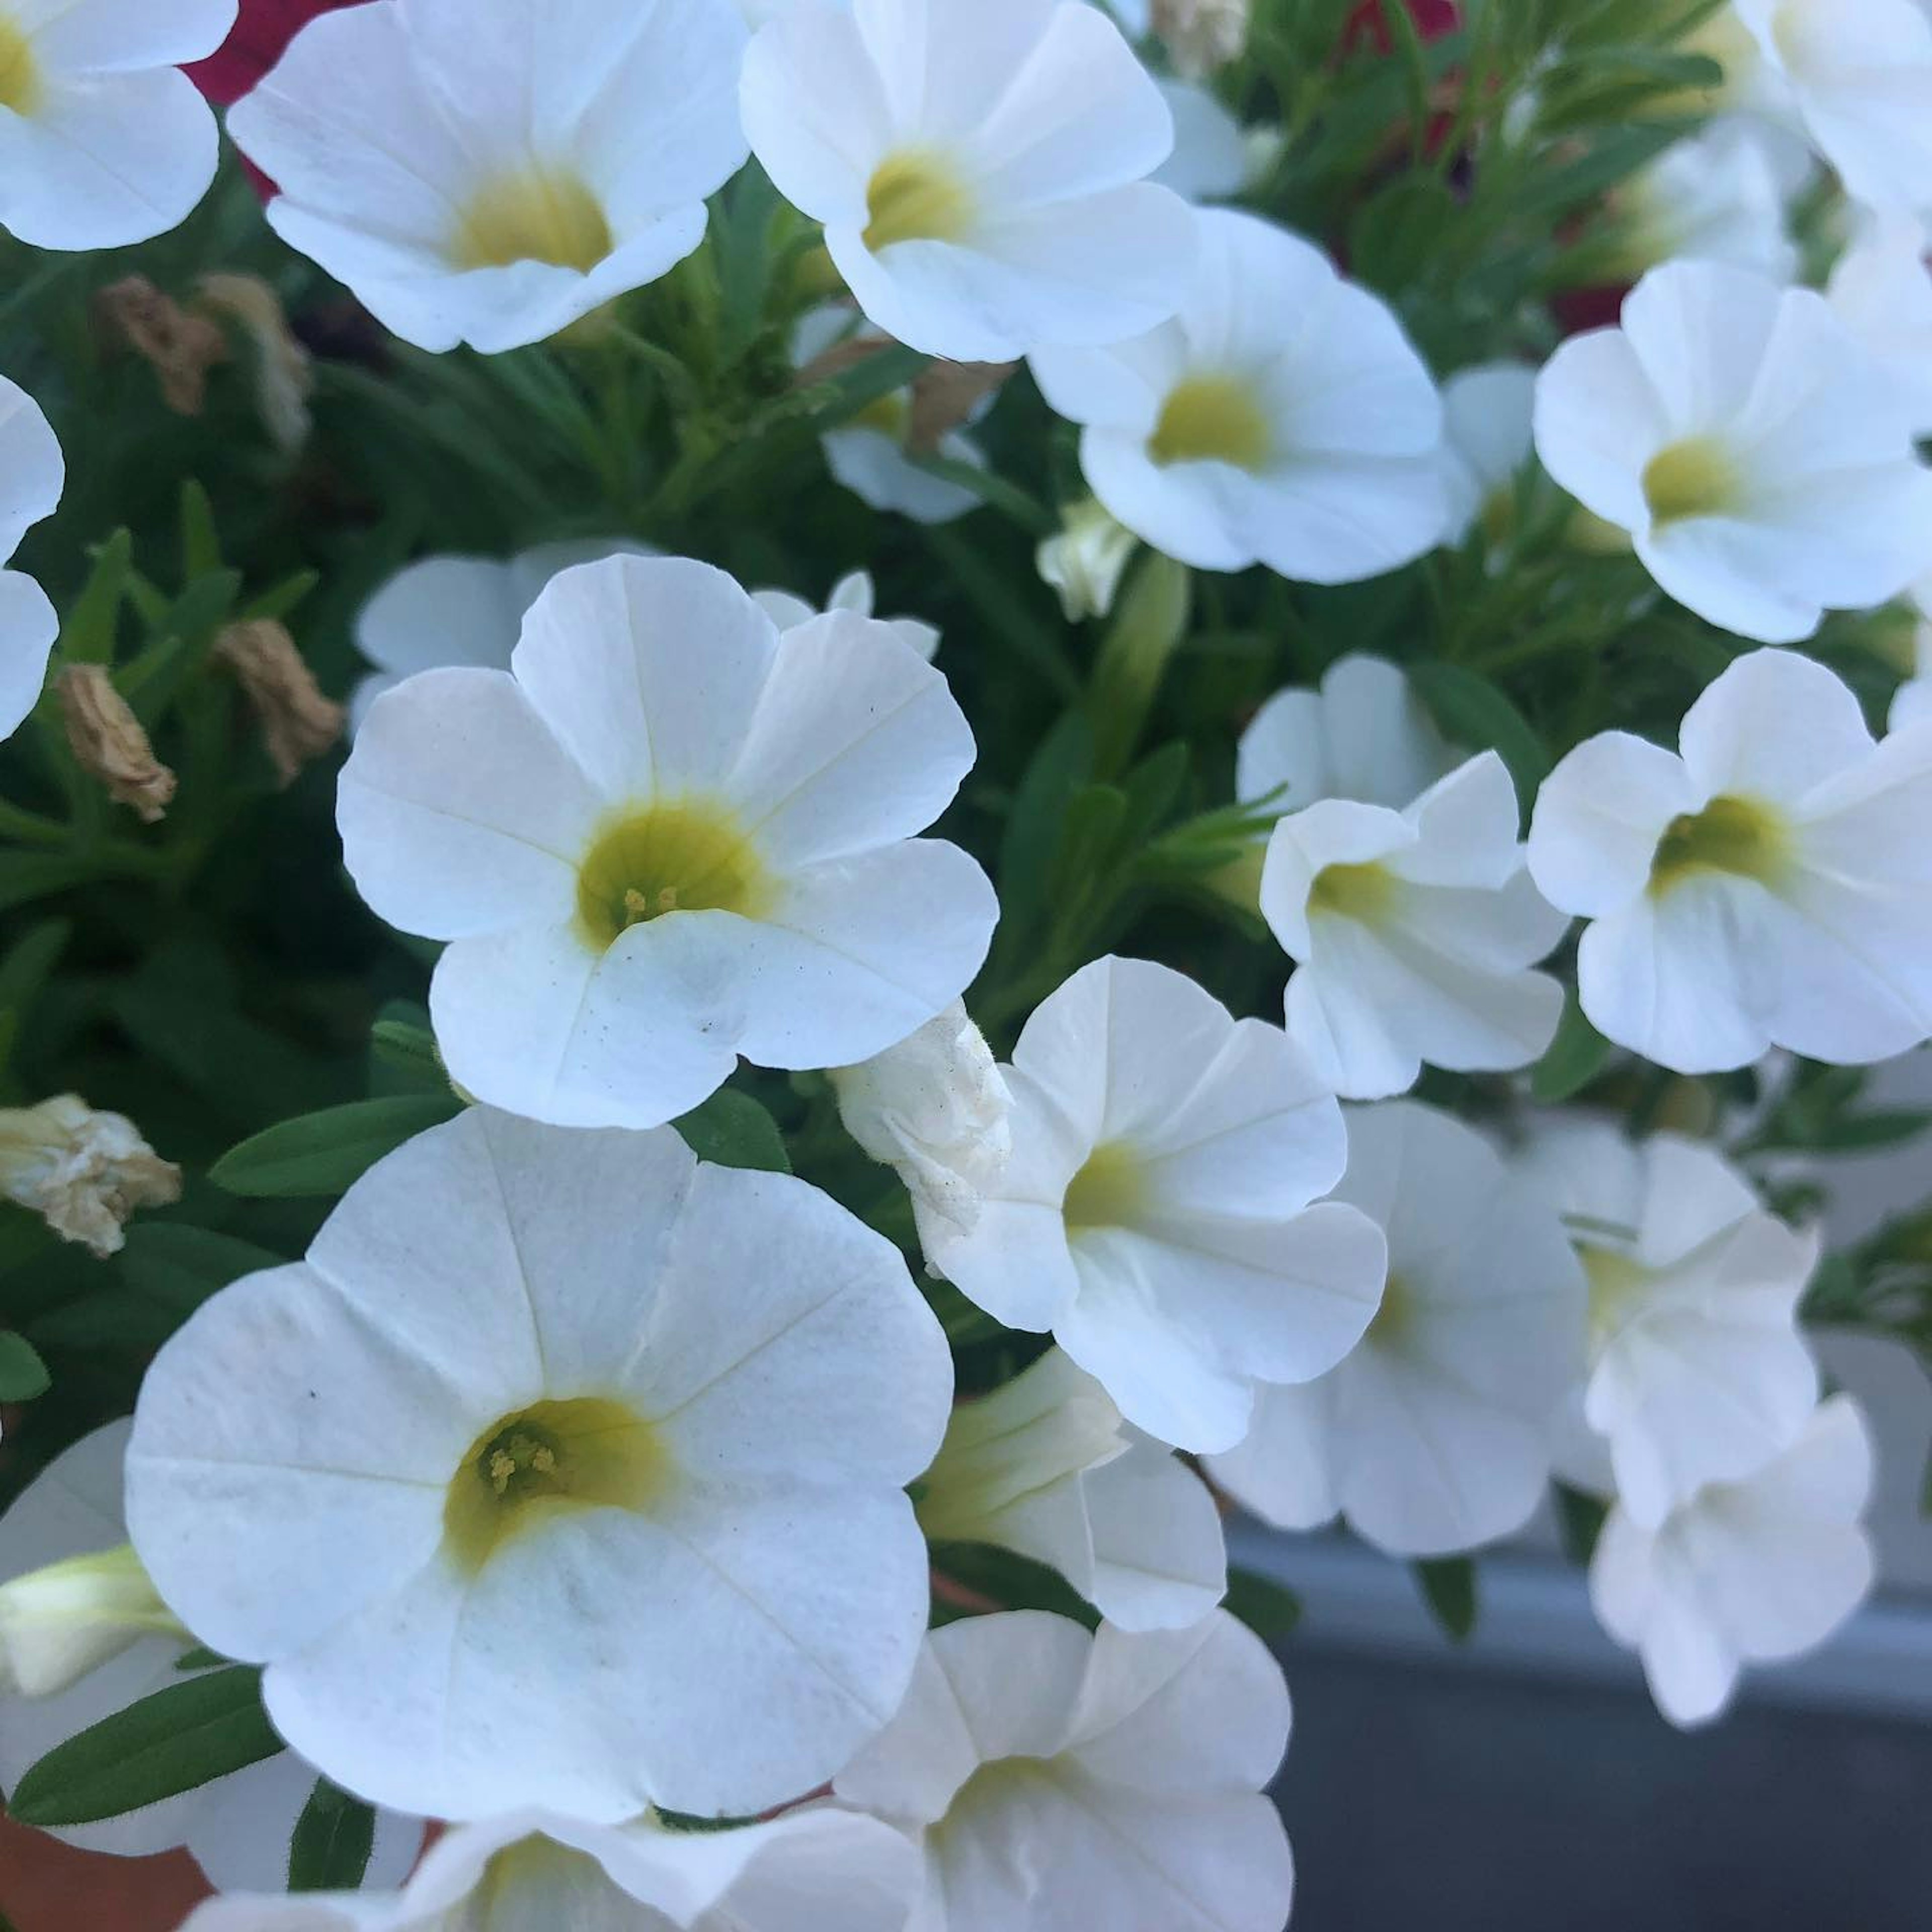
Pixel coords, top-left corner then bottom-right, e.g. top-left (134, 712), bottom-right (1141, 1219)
top-left (198, 272), bottom-right (316, 453)
top-left (93, 276), bottom-right (230, 417)
top-left (0, 1095), bottom-right (181, 1259)
top-left (1152, 0), bottom-right (1249, 77)
top-left (55, 666), bottom-right (177, 824)
top-left (212, 619), bottom-right (344, 786)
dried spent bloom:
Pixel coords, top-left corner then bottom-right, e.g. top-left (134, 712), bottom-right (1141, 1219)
top-left (0, 1095), bottom-right (181, 1258)
top-left (1153, 0), bottom-right (1248, 76)
top-left (93, 276), bottom-right (230, 418)
top-left (212, 619), bottom-right (343, 785)
top-left (197, 272), bottom-right (315, 453)
top-left (56, 667), bottom-right (177, 824)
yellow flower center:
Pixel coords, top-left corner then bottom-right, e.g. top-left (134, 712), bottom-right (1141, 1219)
top-left (1149, 376), bottom-right (1272, 471)
top-left (1648, 793), bottom-right (1792, 897)
top-left (1641, 436), bottom-right (1740, 528)
top-left (475, 1836), bottom-right (613, 1916)
top-left (0, 16), bottom-right (40, 117)
top-left (1309, 859), bottom-right (1399, 925)
top-left (851, 389), bottom-right (911, 441)
top-left (1579, 1245), bottom-right (1649, 1351)
top-left (443, 1397), bottom-right (667, 1575)
top-left (451, 167), bottom-right (613, 273)
top-left (1365, 1269), bottom-right (1413, 1346)
top-left (1062, 1140), bottom-right (1148, 1231)
top-left (575, 800), bottom-right (773, 950)
top-left (863, 151), bottom-right (976, 252)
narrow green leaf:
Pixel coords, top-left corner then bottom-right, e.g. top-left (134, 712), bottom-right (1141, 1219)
top-left (210, 1094), bottom-right (461, 1198)
top-left (288, 1778), bottom-right (376, 1892)
top-left (674, 1089), bottom-right (790, 1174)
top-left (927, 1541), bottom-right (1099, 1630)
top-left (1410, 661), bottom-right (1551, 817)
top-left (1413, 1557), bottom-right (1478, 1642)
top-left (1531, 990), bottom-right (1611, 1104)
top-left (120, 1224), bottom-right (282, 1314)
top-left (1555, 1484), bottom-right (1609, 1565)
top-left (1224, 1568), bottom-right (1302, 1642)
top-left (57, 529), bottom-right (133, 666)
top-left (0, 917), bottom-right (71, 1031)
top-left (0, 1329), bottom-right (51, 1401)
top-left (10, 1667), bottom-right (282, 1827)
top-left (180, 479), bottom-right (222, 580)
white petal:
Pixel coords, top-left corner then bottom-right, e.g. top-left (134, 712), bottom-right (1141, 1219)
top-left (1527, 731), bottom-right (1696, 918)
top-left (0, 374), bottom-right (64, 561)
top-left (0, 569), bottom-right (59, 742)
top-left (1205, 1378), bottom-right (1338, 1532)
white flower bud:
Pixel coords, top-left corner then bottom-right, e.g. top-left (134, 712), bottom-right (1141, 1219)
top-left (1035, 499), bottom-right (1139, 624)
top-left (0, 1095), bottom-right (181, 1259)
top-left (0, 1543), bottom-right (185, 1697)
top-left (831, 1002), bottom-right (1012, 1245)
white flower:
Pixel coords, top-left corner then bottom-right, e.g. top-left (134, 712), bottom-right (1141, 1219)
top-left (1209, 1101), bottom-right (1588, 1558)
top-left (125, 1108), bottom-right (953, 1824)
top-left (1606, 122), bottom-right (1799, 284)
top-left (0, 1421), bottom-right (420, 1892)
top-left (1729, 0), bottom-right (1932, 220)
top-left (1031, 209), bottom-right (1446, 582)
top-left (834, 1609), bottom-right (1294, 1932)
top-left (1827, 214), bottom-right (1932, 434)
top-left (743, 0), bottom-right (1195, 362)
top-left (1516, 1118), bottom-right (1820, 1526)
top-left (917, 1348), bottom-right (1226, 1631)
top-left (1534, 259), bottom-right (1932, 643)
top-left (0, 1094), bottom-right (180, 1258)
top-left (1527, 647), bottom-right (1932, 1072)
top-left (227, 0), bottom-right (749, 354)
top-left (178, 1806), bottom-right (921, 1932)
top-left (791, 306), bottom-right (991, 525)
top-left (1261, 751), bottom-right (1568, 1101)
top-left (350, 538), bottom-right (656, 735)
top-left (1240, 653), bottom-right (1460, 820)
top-left (0, 0), bottom-right (232, 250)
top-left (1036, 498), bottom-right (1140, 623)
top-left (753, 568), bottom-right (939, 663)
top-left (1438, 362), bottom-right (1538, 550)
top-left (338, 554), bottom-right (997, 1131)
top-left (0, 1543), bottom-right (182, 1697)
top-left (1590, 1395), bottom-right (1877, 1727)
top-left (831, 999), bottom-right (1011, 1243)
top-left (0, 373), bottom-right (62, 741)
top-left (1151, 77), bottom-right (1255, 202)
top-left (925, 956), bottom-right (1387, 1454)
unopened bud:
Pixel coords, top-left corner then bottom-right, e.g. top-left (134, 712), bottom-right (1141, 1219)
top-left (0, 1095), bottom-right (180, 1259)
top-left (1037, 500), bottom-right (1139, 624)
top-left (56, 666), bottom-right (177, 824)
top-left (94, 276), bottom-right (229, 418)
top-left (213, 620), bottom-right (344, 786)
top-left (0, 1544), bottom-right (186, 1697)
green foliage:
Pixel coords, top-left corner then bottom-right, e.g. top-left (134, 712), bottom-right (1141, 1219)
top-left (673, 1088), bottom-right (792, 1174)
top-left (211, 1094), bottom-right (462, 1198)
top-left (288, 1778), bottom-right (377, 1892)
top-left (1225, 1568), bottom-right (1304, 1643)
top-left (1413, 1557), bottom-right (1480, 1643)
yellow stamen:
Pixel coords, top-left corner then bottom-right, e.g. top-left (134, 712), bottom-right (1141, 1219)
top-left (863, 151), bottom-right (976, 252)
top-left (1149, 376), bottom-right (1272, 471)
top-left (575, 799), bottom-right (772, 951)
top-left (1642, 436), bottom-right (1739, 528)
top-left (452, 167), bottom-right (612, 273)
top-left (0, 17), bottom-right (40, 117)
top-left (1648, 793), bottom-right (1791, 897)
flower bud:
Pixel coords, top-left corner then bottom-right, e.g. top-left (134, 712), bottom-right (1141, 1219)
top-left (0, 1544), bottom-right (186, 1697)
top-left (1036, 499), bottom-right (1139, 624)
top-left (831, 1002), bottom-right (1012, 1247)
top-left (56, 666), bottom-right (177, 823)
top-left (0, 1094), bottom-right (182, 1258)
top-left (1152, 0), bottom-right (1248, 78)
top-left (213, 619), bottom-right (344, 786)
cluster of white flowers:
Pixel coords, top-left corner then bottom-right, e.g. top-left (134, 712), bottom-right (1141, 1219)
top-left (4, 0), bottom-right (1931, 1923)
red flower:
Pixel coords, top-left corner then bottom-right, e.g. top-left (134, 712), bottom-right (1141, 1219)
top-left (1344, 0), bottom-right (1460, 55)
top-left (185, 0), bottom-right (356, 107)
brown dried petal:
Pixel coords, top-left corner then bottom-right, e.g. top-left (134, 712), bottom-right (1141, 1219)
top-left (94, 276), bottom-right (229, 418)
top-left (907, 360), bottom-right (1017, 457)
top-left (212, 620), bottom-right (344, 787)
top-left (55, 667), bottom-right (177, 824)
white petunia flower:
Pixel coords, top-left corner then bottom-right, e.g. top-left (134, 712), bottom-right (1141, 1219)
top-left (1240, 654), bottom-right (1460, 825)
top-left (918, 1347), bottom-right (1226, 1631)
top-left (0, 1422), bottom-right (420, 1893)
top-left (1261, 751), bottom-right (1569, 1101)
top-left (1151, 77), bottom-right (1254, 202)
top-left (227, 0), bottom-right (749, 354)
top-left (1590, 1395), bottom-right (1877, 1727)
top-left (1534, 258), bottom-right (1932, 643)
top-left (742, 0), bottom-right (1195, 362)
top-left (0, 0), bottom-right (232, 250)
top-left (0, 373), bottom-right (62, 740)
top-left (338, 554), bottom-right (997, 1131)
top-left (125, 1108), bottom-right (954, 1824)
top-left (177, 1805), bottom-right (921, 1932)
top-left (791, 305), bottom-right (991, 525)
top-left (830, 999), bottom-right (1011, 1244)
top-left (925, 955), bottom-right (1387, 1454)
top-left (1516, 1118), bottom-right (1820, 1527)
top-left (835, 1609), bottom-right (1294, 1932)
top-left (1827, 215), bottom-right (1932, 434)
top-left (1210, 1100), bottom-right (1588, 1558)
top-left (1604, 122), bottom-right (1799, 284)
top-left (1035, 498), bottom-right (1140, 622)
top-left (1728, 0), bottom-right (1932, 220)
top-left (1438, 362), bottom-right (1538, 550)
top-left (350, 537), bottom-right (655, 735)
top-left (753, 568), bottom-right (939, 662)
top-left (1527, 647), bottom-right (1932, 1073)
top-left (1031, 209), bottom-right (1446, 582)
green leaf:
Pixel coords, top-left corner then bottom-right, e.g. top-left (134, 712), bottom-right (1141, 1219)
top-left (1809, 1110), bottom-right (1932, 1153)
top-left (1413, 1556), bottom-right (1478, 1643)
top-left (179, 479), bottom-right (222, 580)
top-left (1410, 661), bottom-right (1551, 818)
top-left (673, 1089), bottom-right (790, 1173)
top-left (991, 708), bottom-right (1095, 969)
top-left (926, 1541), bottom-right (1099, 1630)
top-left (0, 1329), bottom-right (50, 1401)
top-left (288, 1778), bottom-right (376, 1892)
top-left (210, 1094), bottom-right (461, 1198)
top-left (1531, 990), bottom-right (1611, 1104)
top-left (1555, 1484), bottom-right (1609, 1565)
top-left (0, 916), bottom-right (71, 1036)
top-left (56, 528), bottom-right (133, 666)
top-left (1224, 1567), bottom-right (1302, 1642)
top-left (9, 1667), bottom-right (282, 1827)
top-left (121, 1224), bottom-right (282, 1314)
top-left (369, 1004), bottom-right (447, 1097)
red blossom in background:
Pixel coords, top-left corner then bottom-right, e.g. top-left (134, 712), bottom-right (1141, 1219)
top-left (185, 0), bottom-right (355, 107)
top-left (1344, 0), bottom-right (1460, 55)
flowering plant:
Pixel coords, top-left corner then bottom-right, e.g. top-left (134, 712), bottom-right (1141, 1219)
top-left (0, 0), bottom-right (1928, 1924)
